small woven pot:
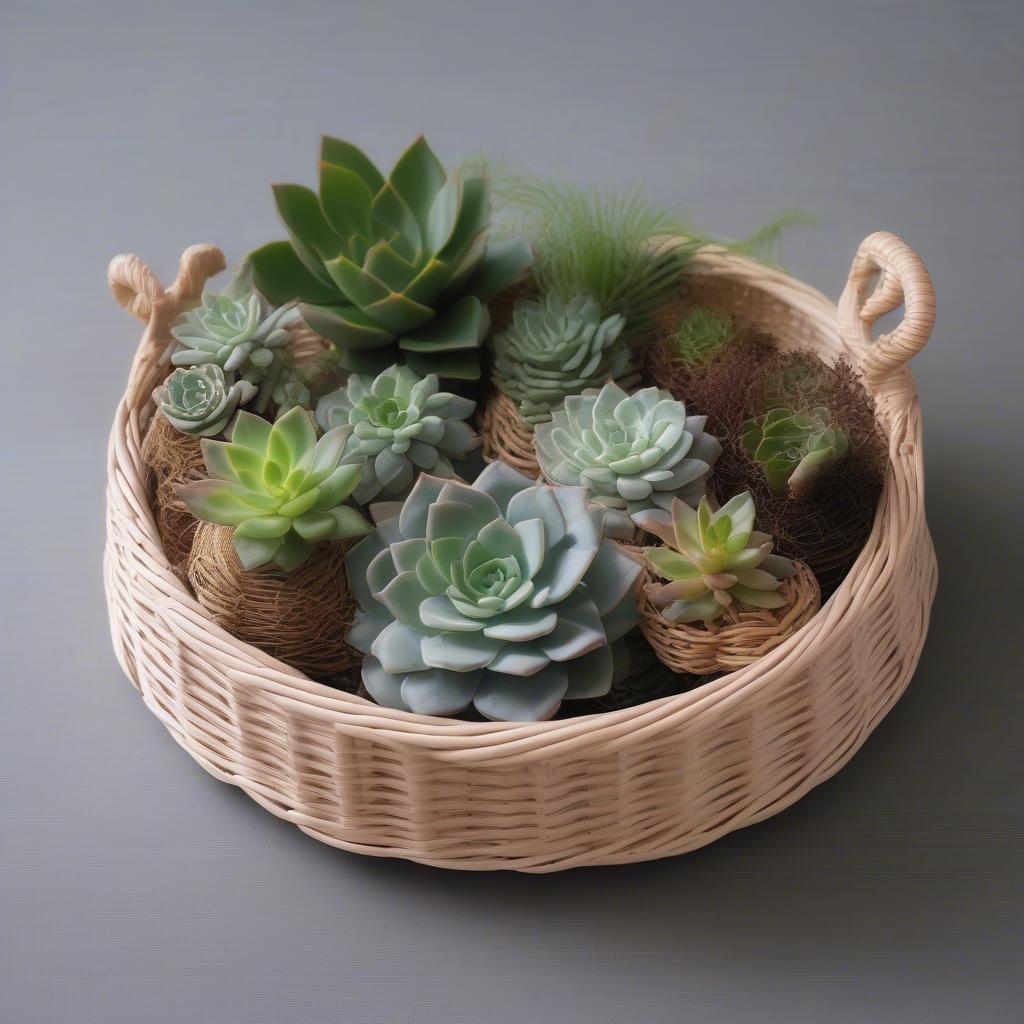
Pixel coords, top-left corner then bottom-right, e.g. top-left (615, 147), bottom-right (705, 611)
top-left (479, 390), bottom-right (541, 477)
top-left (638, 561), bottom-right (821, 675)
top-left (186, 522), bottom-right (359, 680)
top-left (140, 413), bottom-right (206, 571)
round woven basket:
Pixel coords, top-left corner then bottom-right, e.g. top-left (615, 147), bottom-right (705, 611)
top-left (104, 233), bottom-right (937, 872)
top-left (638, 562), bottom-right (821, 675)
top-left (479, 389), bottom-right (541, 476)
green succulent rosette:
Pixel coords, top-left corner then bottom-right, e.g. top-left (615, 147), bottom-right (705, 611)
top-left (741, 407), bottom-right (848, 498)
top-left (490, 293), bottom-right (637, 425)
top-left (170, 270), bottom-right (300, 375)
top-left (316, 364), bottom-right (479, 504)
top-left (249, 135), bottom-right (532, 380)
top-left (534, 381), bottom-right (722, 538)
top-left (154, 364), bottom-right (257, 437)
top-left (178, 407), bottom-right (371, 570)
top-left (635, 492), bottom-right (796, 624)
top-left (345, 461), bottom-right (642, 721)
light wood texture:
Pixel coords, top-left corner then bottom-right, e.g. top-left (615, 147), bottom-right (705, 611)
top-left (103, 233), bottom-right (937, 872)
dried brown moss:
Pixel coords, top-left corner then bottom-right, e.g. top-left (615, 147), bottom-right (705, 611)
top-left (644, 316), bottom-right (887, 597)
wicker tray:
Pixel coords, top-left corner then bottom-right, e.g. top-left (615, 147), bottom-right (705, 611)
top-left (104, 232), bottom-right (937, 872)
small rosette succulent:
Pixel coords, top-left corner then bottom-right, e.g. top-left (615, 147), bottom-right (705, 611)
top-left (249, 135), bottom-right (532, 380)
top-left (345, 461), bottom-right (642, 721)
top-left (154, 364), bottom-right (257, 437)
top-left (178, 407), bottom-right (371, 570)
top-left (635, 492), bottom-right (796, 624)
top-left (534, 381), bottom-right (722, 538)
top-left (316, 364), bottom-right (479, 504)
top-left (170, 269), bottom-right (300, 376)
top-left (741, 407), bottom-right (849, 498)
top-left (490, 293), bottom-right (636, 424)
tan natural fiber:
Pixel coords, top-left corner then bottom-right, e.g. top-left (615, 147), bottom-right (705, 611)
top-left (139, 414), bottom-right (206, 571)
top-left (105, 232), bottom-right (937, 872)
top-left (479, 389), bottom-right (541, 476)
top-left (638, 562), bottom-right (821, 675)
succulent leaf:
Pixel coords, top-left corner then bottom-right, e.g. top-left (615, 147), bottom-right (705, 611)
top-left (249, 135), bottom-right (532, 380)
top-left (534, 381), bottom-right (722, 538)
top-left (345, 461), bottom-right (643, 721)
top-left (635, 493), bottom-right (796, 624)
top-left (153, 364), bottom-right (257, 437)
top-left (178, 408), bottom-right (371, 570)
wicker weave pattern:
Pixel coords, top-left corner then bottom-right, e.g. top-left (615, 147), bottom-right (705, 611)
top-left (104, 233), bottom-right (937, 871)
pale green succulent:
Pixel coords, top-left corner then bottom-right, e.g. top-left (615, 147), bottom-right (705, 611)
top-left (490, 293), bottom-right (637, 424)
top-left (178, 407), bottom-right (371, 570)
top-left (741, 407), bottom-right (849, 498)
top-left (154, 364), bottom-right (257, 437)
top-left (249, 135), bottom-right (532, 380)
top-left (534, 381), bottom-right (722, 539)
top-left (170, 268), bottom-right (300, 375)
top-left (345, 461), bottom-right (642, 721)
top-left (316, 364), bottom-right (478, 504)
top-left (635, 493), bottom-right (796, 624)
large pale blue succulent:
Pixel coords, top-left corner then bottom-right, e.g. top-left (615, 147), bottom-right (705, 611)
top-left (346, 461), bottom-right (642, 721)
top-left (534, 381), bottom-right (722, 538)
top-left (316, 364), bottom-right (478, 504)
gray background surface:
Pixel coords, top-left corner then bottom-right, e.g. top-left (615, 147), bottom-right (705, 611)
top-left (2, 1), bottom-right (1022, 1021)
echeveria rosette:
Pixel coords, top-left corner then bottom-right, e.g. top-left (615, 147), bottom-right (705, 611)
top-left (316, 364), bottom-right (479, 504)
top-left (490, 293), bottom-right (637, 425)
top-left (170, 268), bottom-right (300, 375)
top-left (635, 492), bottom-right (796, 624)
top-left (178, 407), bottom-right (372, 571)
top-left (345, 462), bottom-right (643, 721)
top-left (534, 381), bottom-right (722, 539)
top-left (154, 364), bottom-right (257, 437)
top-left (248, 135), bottom-right (533, 380)
top-left (741, 407), bottom-right (849, 498)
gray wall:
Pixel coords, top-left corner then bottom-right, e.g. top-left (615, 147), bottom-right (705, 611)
top-left (2, 1), bottom-right (1021, 1022)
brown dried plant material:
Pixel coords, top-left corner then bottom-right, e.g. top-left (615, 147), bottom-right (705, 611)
top-left (644, 319), bottom-right (887, 597)
top-left (186, 522), bottom-right (360, 681)
top-left (140, 412), bottom-right (207, 571)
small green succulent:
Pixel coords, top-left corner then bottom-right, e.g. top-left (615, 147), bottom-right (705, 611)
top-left (178, 407), bottom-right (371, 570)
top-left (635, 493), bottom-right (796, 624)
top-left (154, 364), bottom-right (257, 437)
top-left (345, 461), bottom-right (642, 721)
top-left (316, 364), bottom-right (479, 504)
top-left (741, 407), bottom-right (849, 498)
top-left (669, 308), bottom-right (735, 369)
top-left (534, 381), bottom-right (722, 538)
top-left (249, 135), bottom-right (532, 380)
top-left (170, 268), bottom-right (300, 375)
top-left (490, 293), bottom-right (637, 424)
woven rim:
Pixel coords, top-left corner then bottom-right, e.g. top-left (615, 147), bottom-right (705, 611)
top-left (479, 389), bottom-right (541, 476)
top-left (638, 562), bottom-right (821, 675)
top-left (104, 232), bottom-right (937, 870)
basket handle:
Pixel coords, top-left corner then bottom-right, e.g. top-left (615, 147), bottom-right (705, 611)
top-left (107, 244), bottom-right (226, 325)
top-left (837, 231), bottom-right (935, 389)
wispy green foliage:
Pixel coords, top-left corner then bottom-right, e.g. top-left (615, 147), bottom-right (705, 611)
top-left (495, 177), bottom-right (701, 335)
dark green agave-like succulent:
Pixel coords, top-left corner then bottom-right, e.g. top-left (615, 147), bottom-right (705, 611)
top-left (249, 135), bottom-right (532, 380)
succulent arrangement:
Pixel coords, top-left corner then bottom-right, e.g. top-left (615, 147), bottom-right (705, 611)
top-left (741, 407), bottom-right (849, 498)
top-left (129, 133), bottom-right (865, 720)
top-left (344, 462), bottom-right (642, 721)
top-left (250, 135), bottom-right (532, 380)
top-left (178, 407), bottom-right (371, 570)
top-left (635, 493), bottom-right (796, 624)
top-left (534, 381), bottom-right (722, 537)
top-left (490, 293), bottom-right (637, 424)
top-left (315, 364), bottom-right (479, 504)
